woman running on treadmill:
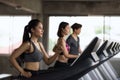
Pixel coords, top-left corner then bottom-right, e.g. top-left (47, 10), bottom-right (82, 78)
top-left (54, 22), bottom-right (79, 68)
top-left (10, 19), bottom-right (60, 78)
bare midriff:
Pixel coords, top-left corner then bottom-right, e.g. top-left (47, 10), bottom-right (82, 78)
top-left (58, 55), bottom-right (68, 63)
top-left (24, 62), bottom-right (40, 71)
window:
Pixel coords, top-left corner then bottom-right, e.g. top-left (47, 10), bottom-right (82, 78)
top-left (0, 16), bottom-right (31, 54)
top-left (49, 16), bottom-right (120, 58)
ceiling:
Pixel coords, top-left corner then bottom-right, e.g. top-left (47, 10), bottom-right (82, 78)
top-left (0, 0), bottom-right (120, 15)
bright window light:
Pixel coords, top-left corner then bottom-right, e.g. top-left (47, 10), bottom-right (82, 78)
top-left (0, 16), bottom-right (31, 54)
top-left (49, 16), bottom-right (120, 58)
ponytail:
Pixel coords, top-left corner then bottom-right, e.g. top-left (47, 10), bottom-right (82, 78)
top-left (22, 19), bottom-right (41, 42)
top-left (23, 25), bottom-right (30, 42)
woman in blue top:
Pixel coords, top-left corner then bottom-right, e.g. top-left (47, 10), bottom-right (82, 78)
top-left (66, 23), bottom-right (82, 64)
top-left (10, 19), bottom-right (60, 78)
top-left (54, 22), bottom-right (79, 68)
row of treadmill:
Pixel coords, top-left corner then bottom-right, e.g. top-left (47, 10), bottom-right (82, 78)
top-left (2, 37), bottom-right (120, 80)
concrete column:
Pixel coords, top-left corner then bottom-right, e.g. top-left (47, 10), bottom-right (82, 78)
top-left (32, 14), bottom-right (49, 52)
top-left (32, 14), bottom-right (43, 21)
top-left (42, 15), bottom-right (49, 52)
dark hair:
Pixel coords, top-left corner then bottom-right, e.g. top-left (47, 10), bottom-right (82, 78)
top-left (71, 23), bottom-right (82, 31)
top-left (23, 19), bottom-right (41, 42)
top-left (19, 19), bottom-right (41, 65)
top-left (57, 22), bottom-right (69, 37)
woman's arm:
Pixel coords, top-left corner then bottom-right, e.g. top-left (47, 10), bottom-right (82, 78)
top-left (61, 39), bottom-right (78, 58)
top-left (9, 42), bottom-right (31, 77)
top-left (39, 42), bottom-right (59, 65)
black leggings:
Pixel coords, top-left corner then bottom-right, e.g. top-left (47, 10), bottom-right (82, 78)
top-left (68, 58), bottom-right (76, 64)
top-left (24, 69), bottom-right (46, 76)
top-left (14, 69), bottom-right (47, 80)
top-left (54, 61), bottom-right (69, 69)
